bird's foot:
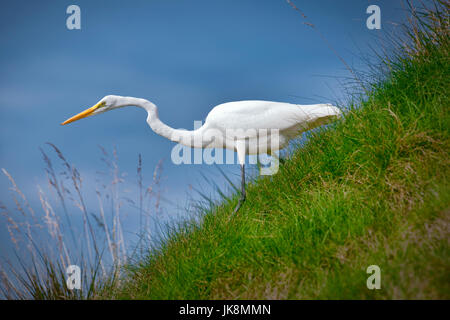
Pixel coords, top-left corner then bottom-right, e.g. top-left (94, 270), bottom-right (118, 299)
top-left (231, 194), bottom-right (246, 216)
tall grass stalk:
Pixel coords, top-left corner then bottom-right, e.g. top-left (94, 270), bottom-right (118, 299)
top-left (0, 144), bottom-right (164, 299)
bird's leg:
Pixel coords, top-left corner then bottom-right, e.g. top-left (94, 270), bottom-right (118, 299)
top-left (232, 164), bottom-right (246, 215)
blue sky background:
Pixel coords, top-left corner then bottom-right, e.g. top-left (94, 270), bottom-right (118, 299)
top-left (0, 1), bottom-right (408, 263)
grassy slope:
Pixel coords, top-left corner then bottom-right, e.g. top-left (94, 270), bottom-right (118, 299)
top-left (113, 9), bottom-right (449, 300)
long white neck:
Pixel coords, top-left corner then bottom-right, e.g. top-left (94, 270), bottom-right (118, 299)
top-left (119, 96), bottom-right (206, 148)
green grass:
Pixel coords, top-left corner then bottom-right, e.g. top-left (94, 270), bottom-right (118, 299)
top-left (106, 3), bottom-right (450, 300)
top-left (108, 2), bottom-right (450, 300)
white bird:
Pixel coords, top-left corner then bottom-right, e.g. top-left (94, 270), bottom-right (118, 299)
top-left (61, 95), bottom-right (342, 214)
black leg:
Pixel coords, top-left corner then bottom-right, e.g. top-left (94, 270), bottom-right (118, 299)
top-left (232, 164), bottom-right (246, 215)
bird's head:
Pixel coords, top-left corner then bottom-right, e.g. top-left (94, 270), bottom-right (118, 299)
top-left (61, 95), bottom-right (124, 125)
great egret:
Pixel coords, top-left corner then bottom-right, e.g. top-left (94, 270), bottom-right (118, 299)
top-left (61, 95), bottom-right (342, 214)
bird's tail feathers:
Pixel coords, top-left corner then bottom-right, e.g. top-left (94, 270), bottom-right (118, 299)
top-left (306, 103), bottom-right (342, 129)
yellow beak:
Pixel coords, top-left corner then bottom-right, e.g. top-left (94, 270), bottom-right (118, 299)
top-left (61, 101), bottom-right (105, 125)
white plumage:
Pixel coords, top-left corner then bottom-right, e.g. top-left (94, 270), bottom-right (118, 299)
top-left (202, 100), bottom-right (341, 152)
